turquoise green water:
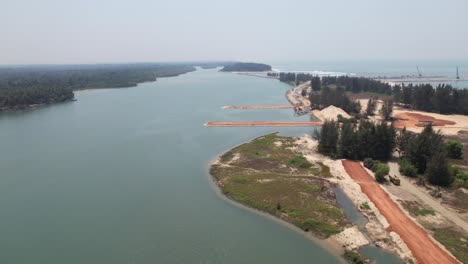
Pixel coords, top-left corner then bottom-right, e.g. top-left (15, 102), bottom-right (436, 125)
top-left (0, 69), bottom-right (346, 263)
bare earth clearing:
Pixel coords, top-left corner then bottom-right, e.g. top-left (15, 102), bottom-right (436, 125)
top-left (393, 108), bottom-right (468, 135)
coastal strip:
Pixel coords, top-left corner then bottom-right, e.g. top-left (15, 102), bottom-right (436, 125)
top-left (205, 121), bottom-right (323, 127)
top-left (375, 77), bottom-right (468, 83)
top-left (236, 72), bottom-right (279, 79)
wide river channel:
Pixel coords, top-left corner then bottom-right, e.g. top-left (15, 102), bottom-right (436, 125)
top-left (0, 68), bottom-right (401, 263)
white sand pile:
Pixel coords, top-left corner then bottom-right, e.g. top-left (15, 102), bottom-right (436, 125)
top-left (312, 105), bottom-right (351, 121)
top-left (330, 226), bottom-right (369, 250)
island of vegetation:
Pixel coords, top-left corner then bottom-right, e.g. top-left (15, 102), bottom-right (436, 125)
top-left (210, 133), bottom-right (348, 238)
top-left (220, 62), bottom-right (272, 72)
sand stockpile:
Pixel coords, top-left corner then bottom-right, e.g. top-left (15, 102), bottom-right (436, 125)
top-left (312, 105), bottom-right (351, 121)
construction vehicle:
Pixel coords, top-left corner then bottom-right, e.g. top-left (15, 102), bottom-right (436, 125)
top-left (389, 175), bottom-right (401, 185)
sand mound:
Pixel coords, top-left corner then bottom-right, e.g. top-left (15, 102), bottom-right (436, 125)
top-left (312, 105), bottom-right (351, 121)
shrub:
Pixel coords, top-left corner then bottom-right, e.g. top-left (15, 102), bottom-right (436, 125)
top-left (276, 202), bottom-right (282, 211)
top-left (360, 202), bottom-right (371, 210)
top-left (344, 249), bottom-right (365, 264)
top-left (451, 166), bottom-right (468, 188)
top-left (446, 140), bottom-right (463, 159)
top-left (374, 163), bottom-right (389, 183)
top-left (363, 158), bottom-right (374, 170)
top-left (399, 158), bottom-right (417, 177)
top-left (288, 155), bottom-right (312, 168)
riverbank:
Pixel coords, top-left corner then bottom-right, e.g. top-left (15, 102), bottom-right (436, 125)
top-left (0, 98), bottom-right (76, 112)
top-left (209, 133), bottom-right (410, 263)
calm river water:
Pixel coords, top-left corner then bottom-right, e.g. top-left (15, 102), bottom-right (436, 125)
top-left (0, 68), bottom-right (353, 263)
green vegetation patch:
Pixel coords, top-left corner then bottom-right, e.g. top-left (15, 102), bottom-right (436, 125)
top-left (360, 202), bottom-right (371, 210)
top-left (288, 155), bottom-right (312, 168)
top-left (432, 227), bottom-right (468, 264)
top-left (343, 249), bottom-right (366, 264)
top-left (317, 162), bottom-right (333, 178)
top-left (211, 133), bottom-right (347, 238)
top-left (400, 200), bottom-right (435, 217)
top-left (451, 189), bottom-right (468, 210)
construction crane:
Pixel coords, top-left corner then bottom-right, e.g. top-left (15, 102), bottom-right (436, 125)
top-left (456, 66), bottom-right (460, 80)
top-left (416, 66), bottom-right (422, 78)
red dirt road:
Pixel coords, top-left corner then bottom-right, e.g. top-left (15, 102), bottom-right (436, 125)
top-left (206, 121), bottom-right (323, 127)
top-left (342, 160), bottom-right (458, 264)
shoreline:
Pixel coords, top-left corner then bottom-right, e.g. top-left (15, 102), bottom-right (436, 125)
top-left (205, 137), bottom-right (347, 263)
top-left (294, 135), bottom-right (415, 262)
top-left (206, 133), bottom-right (409, 263)
top-left (0, 98), bottom-right (76, 113)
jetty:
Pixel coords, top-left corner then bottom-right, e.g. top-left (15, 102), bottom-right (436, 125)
top-left (206, 121), bottom-right (323, 127)
top-left (223, 105), bottom-right (294, 109)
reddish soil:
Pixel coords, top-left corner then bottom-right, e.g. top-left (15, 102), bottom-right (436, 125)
top-left (342, 160), bottom-right (458, 264)
top-left (395, 112), bottom-right (456, 129)
top-left (206, 121), bottom-right (323, 127)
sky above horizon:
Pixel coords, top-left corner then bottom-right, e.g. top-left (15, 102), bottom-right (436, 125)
top-left (2, 0), bottom-right (467, 64)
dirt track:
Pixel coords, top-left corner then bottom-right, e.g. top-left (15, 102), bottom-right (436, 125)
top-left (206, 121), bottom-right (323, 127)
top-left (342, 160), bottom-right (458, 264)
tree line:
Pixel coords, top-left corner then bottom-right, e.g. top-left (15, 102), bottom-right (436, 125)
top-left (275, 72), bottom-right (468, 115)
top-left (393, 84), bottom-right (468, 115)
top-left (0, 63), bottom-right (198, 111)
top-left (316, 119), bottom-right (465, 186)
top-left (315, 119), bottom-right (396, 161)
top-left (220, 62), bottom-right (271, 72)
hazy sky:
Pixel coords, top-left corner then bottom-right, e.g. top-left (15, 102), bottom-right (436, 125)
top-left (2, 0), bottom-right (467, 64)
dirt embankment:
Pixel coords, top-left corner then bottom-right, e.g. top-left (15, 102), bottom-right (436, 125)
top-left (206, 121), bottom-right (323, 127)
top-left (342, 160), bottom-right (459, 264)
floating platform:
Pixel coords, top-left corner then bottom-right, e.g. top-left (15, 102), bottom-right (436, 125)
top-left (223, 105), bottom-right (294, 109)
top-left (205, 121), bottom-right (323, 127)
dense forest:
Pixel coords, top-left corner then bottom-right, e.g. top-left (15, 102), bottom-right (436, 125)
top-left (220, 62), bottom-right (271, 72)
top-left (396, 125), bottom-right (466, 186)
top-left (277, 72), bottom-right (468, 115)
top-left (315, 119), bottom-right (396, 161)
top-left (393, 84), bottom-right (468, 115)
top-left (0, 63), bottom-right (216, 111)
